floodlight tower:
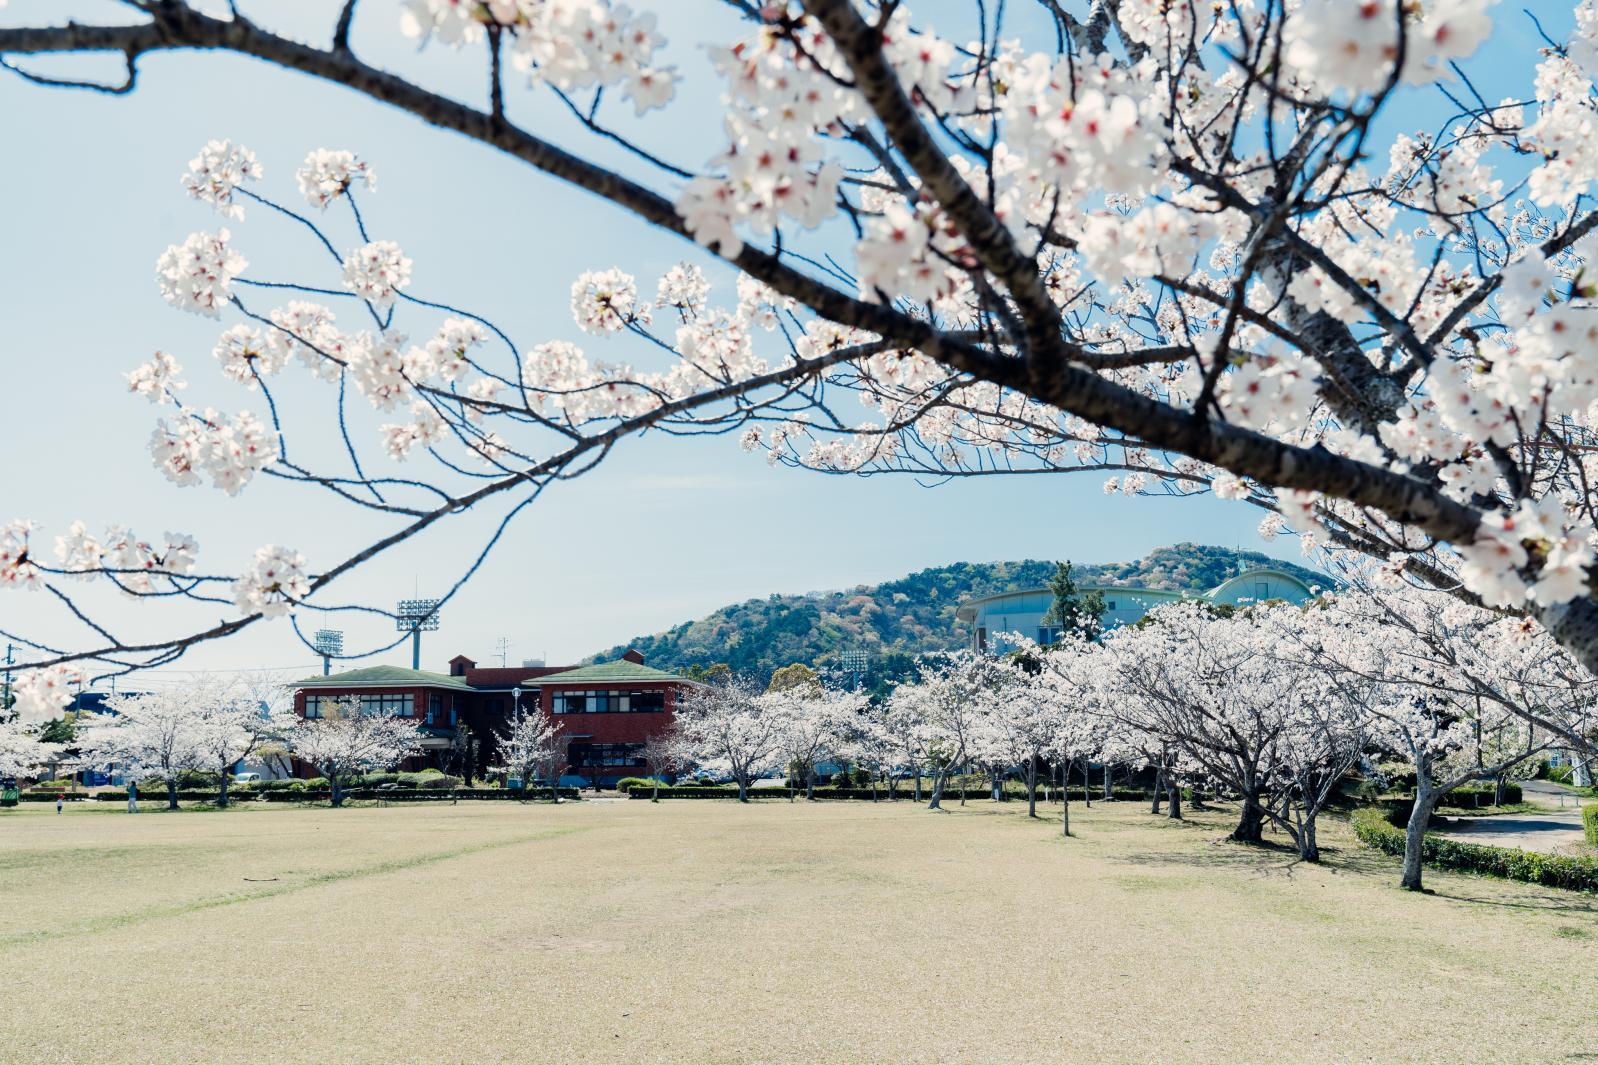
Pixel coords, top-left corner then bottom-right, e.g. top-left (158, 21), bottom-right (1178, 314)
top-left (312, 630), bottom-right (344, 676)
top-left (395, 599), bottom-right (442, 670)
top-left (839, 649), bottom-right (870, 691)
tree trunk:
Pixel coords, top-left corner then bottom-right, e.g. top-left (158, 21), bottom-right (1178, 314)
top-left (651, 778), bottom-right (660, 803)
top-left (737, 776), bottom-right (749, 803)
top-left (217, 772), bottom-right (230, 809)
top-left (1298, 815), bottom-right (1320, 863)
top-left (166, 779), bottom-right (179, 811)
top-left (1061, 789), bottom-right (1071, 837)
top-left (1493, 774), bottom-right (1506, 807)
top-left (1082, 760), bottom-right (1092, 808)
top-left (927, 769), bottom-right (945, 811)
top-left (330, 776), bottom-right (343, 808)
top-left (805, 768), bottom-right (815, 801)
top-left (1166, 779), bottom-right (1182, 820)
top-left (1103, 762), bottom-right (1112, 800)
top-left (1152, 766), bottom-right (1164, 814)
top-left (1026, 760), bottom-right (1038, 819)
top-left (914, 769), bottom-right (923, 803)
top-left (1401, 785), bottom-right (1439, 891)
top-left (1231, 786), bottom-right (1265, 844)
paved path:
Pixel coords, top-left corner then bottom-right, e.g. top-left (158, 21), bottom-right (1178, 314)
top-left (1434, 780), bottom-right (1590, 855)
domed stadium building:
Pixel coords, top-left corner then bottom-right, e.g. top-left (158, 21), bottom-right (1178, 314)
top-left (956, 564), bottom-right (1325, 653)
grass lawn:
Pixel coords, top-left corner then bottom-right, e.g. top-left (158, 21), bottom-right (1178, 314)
top-left (1, 798), bottom-right (1594, 1064)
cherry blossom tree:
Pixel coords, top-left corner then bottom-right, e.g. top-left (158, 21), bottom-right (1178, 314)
top-left (673, 676), bottom-right (787, 802)
top-left (187, 675), bottom-right (297, 807)
top-left (8, 2), bottom-right (1598, 709)
top-left (980, 643), bottom-right (1064, 818)
top-left (772, 683), bottom-right (864, 801)
top-left (496, 705), bottom-right (567, 800)
top-left (0, 723), bottom-right (47, 781)
top-left (893, 652), bottom-right (997, 811)
top-left (640, 729), bottom-right (686, 801)
top-left (1289, 583), bottom-right (1582, 887)
top-left (288, 695), bottom-right (421, 807)
top-left (78, 688), bottom-right (207, 809)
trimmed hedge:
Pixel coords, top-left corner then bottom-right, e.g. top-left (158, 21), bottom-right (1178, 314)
top-left (631, 786), bottom-right (794, 799)
top-left (1351, 807), bottom-right (1598, 893)
top-left (88, 786), bottom-right (580, 804)
top-left (629, 784), bottom-right (1156, 801)
top-left (1584, 804), bottom-right (1598, 848)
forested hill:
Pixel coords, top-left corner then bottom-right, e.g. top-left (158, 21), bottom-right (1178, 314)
top-left (589, 544), bottom-right (1324, 680)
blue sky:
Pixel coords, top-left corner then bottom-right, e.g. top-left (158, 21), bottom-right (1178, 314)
top-left (3, 0), bottom-right (1546, 685)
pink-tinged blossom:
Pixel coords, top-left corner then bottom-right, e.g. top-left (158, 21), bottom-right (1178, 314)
top-left (342, 240), bottom-right (412, 307)
top-left (155, 229), bottom-right (246, 317)
top-left (265, 301), bottom-right (344, 381)
top-left (148, 410), bottom-right (278, 495)
top-left (232, 544), bottom-right (310, 617)
top-left (571, 268), bottom-right (646, 334)
top-left (125, 351), bottom-right (185, 404)
top-left (11, 665), bottom-right (83, 725)
top-left (0, 519), bottom-right (43, 590)
top-left (295, 148), bottom-right (376, 210)
top-left (1284, 0), bottom-right (1493, 96)
top-left (180, 139), bottom-right (261, 220)
top-left (213, 324), bottom-right (287, 386)
top-left (656, 262), bottom-right (710, 317)
top-left (422, 317), bottom-right (489, 381)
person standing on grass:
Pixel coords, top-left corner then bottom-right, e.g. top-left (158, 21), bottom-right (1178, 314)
top-left (55, 792), bottom-right (64, 815)
top-left (127, 780), bottom-right (138, 814)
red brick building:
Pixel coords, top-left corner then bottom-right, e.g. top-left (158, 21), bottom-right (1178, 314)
top-left (290, 649), bottom-right (694, 787)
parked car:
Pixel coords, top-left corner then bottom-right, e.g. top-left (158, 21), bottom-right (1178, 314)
top-left (232, 772), bottom-right (262, 784)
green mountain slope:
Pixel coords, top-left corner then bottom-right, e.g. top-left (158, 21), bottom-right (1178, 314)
top-left (590, 543), bottom-right (1325, 680)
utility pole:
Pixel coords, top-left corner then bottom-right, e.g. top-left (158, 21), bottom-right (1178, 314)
top-left (2, 643), bottom-right (12, 714)
top-left (495, 636), bottom-right (510, 668)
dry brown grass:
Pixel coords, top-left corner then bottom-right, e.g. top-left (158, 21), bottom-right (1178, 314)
top-left (2, 797), bottom-right (1594, 1064)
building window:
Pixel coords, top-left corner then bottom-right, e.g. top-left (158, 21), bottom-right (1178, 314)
top-left (1037, 626), bottom-right (1063, 645)
top-left (1106, 600), bottom-right (1117, 611)
top-left (551, 689), bottom-right (667, 714)
top-left (427, 693), bottom-right (443, 725)
top-left (1256, 581), bottom-right (1270, 600)
top-left (569, 742), bottom-right (644, 768)
top-left (304, 693), bottom-right (411, 718)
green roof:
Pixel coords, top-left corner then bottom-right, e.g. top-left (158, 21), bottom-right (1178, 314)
top-left (536, 660), bottom-right (688, 684)
top-left (293, 665), bottom-right (475, 691)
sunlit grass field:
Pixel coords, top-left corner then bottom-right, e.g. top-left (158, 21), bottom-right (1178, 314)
top-left (2, 797), bottom-right (1593, 1064)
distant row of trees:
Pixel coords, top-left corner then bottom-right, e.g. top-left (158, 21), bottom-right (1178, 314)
top-left (655, 575), bottom-right (1597, 894)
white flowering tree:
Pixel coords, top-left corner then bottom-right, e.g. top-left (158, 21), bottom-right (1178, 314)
top-left (6, 2), bottom-right (1598, 708)
top-left (894, 652), bottom-right (997, 811)
top-left (0, 723), bottom-right (47, 781)
top-left (495, 707), bottom-right (567, 800)
top-left (771, 684), bottom-right (864, 801)
top-left (288, 695), bottom-right (422, 807)
top-left (877, 685), bottom-right (933, 801)
top-left (1102, 601), bottom-right (1369, 858)
top-left (977, 644), bottom-right (1061, 818)
top-left (187, 675), bottom-right (298, 807)
top-left (673, 675), bottom-right (787, 802)
top-left (78, 689), bottom-right (207, 809)
top-left (1289, 583), bottom-right (1585, 888)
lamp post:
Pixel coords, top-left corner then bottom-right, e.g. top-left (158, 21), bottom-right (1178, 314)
top-left (395, 599), bottom-right (442, 669)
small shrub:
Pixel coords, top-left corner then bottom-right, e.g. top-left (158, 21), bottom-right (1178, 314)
top-left (1584, 804), bottom-right (1598, 848)
top-left (614, 777), bottom-right (660, 794)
